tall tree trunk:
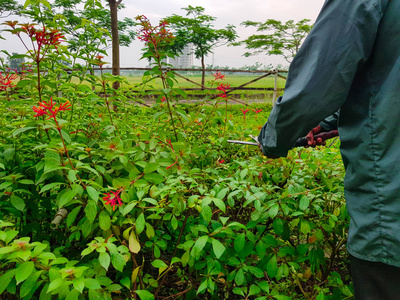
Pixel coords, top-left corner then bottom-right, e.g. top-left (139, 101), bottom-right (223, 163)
top-left (108, 0), bottom-right (121, 90)
top-left (201, 55), bottom-right (205, 90)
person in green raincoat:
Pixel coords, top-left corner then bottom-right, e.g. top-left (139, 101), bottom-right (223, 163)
top-left (258, 0), bottom-right (400, 298)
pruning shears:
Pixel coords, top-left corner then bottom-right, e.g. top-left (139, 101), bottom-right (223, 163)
top-left (228, 131), bottom-right (339, 148)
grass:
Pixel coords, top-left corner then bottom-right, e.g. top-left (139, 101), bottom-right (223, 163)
top-left (69, 73), bottom-right (287, 100)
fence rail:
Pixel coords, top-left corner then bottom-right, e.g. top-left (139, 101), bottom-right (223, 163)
top-left (95, 67), bottom-right (288, 104)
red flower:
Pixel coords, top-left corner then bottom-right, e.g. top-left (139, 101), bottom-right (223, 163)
top-left (161, 96), bottom-right (166, 102)
top-left (136, 15), bottom-right (174, 47)
top-left (102, 189), bottom-right (123, 211)
top-left (212, 71), bottom-right (225, 80)
top-left (241, 108), bottom-right (250, 116)
top-left (217, 83), bottom-right (230, 98)
top-left (0, 71), bottom-right (18, 91)
top-left (218, 159), bottom-right (225, 164)
top-left (166, 139), bottom-right (174, 152)
top-left (32, 98), bottom-right (71, 120)
top-left (166, 160), bottom-right (178, 170)
top-left (217, 83), bottom-right (230, 93)
top-left (253, 109), bottom-right (262, 114)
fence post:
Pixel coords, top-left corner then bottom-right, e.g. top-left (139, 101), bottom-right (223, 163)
top-left (272, 70), bottom-right (278, 105)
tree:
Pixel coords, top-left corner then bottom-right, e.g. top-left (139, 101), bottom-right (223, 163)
top-left (233, 19), bottom-right (312, 64)
top-left (0, 0), bottom-right (23, 18)
top-left (165, 6), bottom-right (237, 89)
top-left (107, 0), bottom-right (122, 89)
top-left (7, 52), bottom-right (25, 71)
top-left (52, 0), bottom-right (136, 89)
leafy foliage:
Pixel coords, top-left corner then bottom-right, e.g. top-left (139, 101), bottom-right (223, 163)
top-left (165, 6), bottom-right (238, 88)
top-left (233, 19), bottom-right (313, 63)
top-left (0, 4), bottom-right (352, 300)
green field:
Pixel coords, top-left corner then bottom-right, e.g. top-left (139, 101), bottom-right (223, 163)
top-left (118, 73), bottom-right (287, 100)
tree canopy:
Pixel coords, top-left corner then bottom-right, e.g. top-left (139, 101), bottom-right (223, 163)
top-left (233, 19), bottom-right (312, 63)
top-left (165, 6), bottom-right (237, 87)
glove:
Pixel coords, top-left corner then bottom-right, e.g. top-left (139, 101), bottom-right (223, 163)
top-left (306, 125), bottom-right (326, 147)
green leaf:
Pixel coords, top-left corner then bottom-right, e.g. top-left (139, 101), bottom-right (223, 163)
top-left (212, 197), bottom-right (226, 212)
top-left (84, 278), bottom-right (101, 290)
top-left (144, 173), bottom-right (165, 184)
top-left (73, 277), bottom-right (85, 293)
top-left (0, 269), bottom-right (16, 294)
top-left (13, 127), bottom-right (36, 137)
top-left (111, 252), bottom-right (126, 272)
top-left (145, 223), bottom-right (155, 239)
top-left (233, 287), bottom-right (245, 296)
top-left (129, 231), bottom-right (141, 254)
top-left (86, 186), bottom-right (99, 203)
top-left (144, 162), bottom-right (159, 174)
top-left (299, 195), bottom-right (310, 210)
top-left (267, 254), bottom-right (278, 278)
top-left (216, 188), bottom-right (229, 199)
top-left (20, 270), bottom-right (42, 298)
top-left (67, 207), bottom-right (81, 227)
top-left (40, 182), bottom-right (64, 194)
top-left (136, 213), bottom-right (145, 234)
top-left (135, 290), bottom-right (155, 300)
top-left (11, 195), bottom-right (25, 211)
top-left (47, 278), bottom-right (65, 293)
top-left (59, 189), bottom-right (78, 208)
top-left (99, 252), bottom-right (110, 270)
top-left (257, 281), bottom-right (270, 293)
top-left (197, 279), bottom-right (208, 295)
top-left (249, 284), bottom-right (261, 296)
top-left (99, 211), bottom-right (111, 230)
top-left (3, 148), bottom-right (15, 161)
top-left (201, 205), bottom-right (212, 224)
top-left (211, 238), bottom-right (226, 259)
top-left (16, 261), bottom-right (34, 284)
top-left (234, 233), bottom-right (245, 253)
top-left (18, 179), bottom-right (35, 185)
top-left (235, 268), bottom-right (245, 285)
top-left (66, 289), bottom-right (81, 300)
top-left (85, 200), bottom-right (97, 223)
top-left (151, 259), bottom-right (168, 269)
top-left (191, 235), bottom-right (208, 257)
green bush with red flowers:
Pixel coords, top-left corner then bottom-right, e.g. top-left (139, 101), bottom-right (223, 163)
top-left (0, 4), bottom-right (352, 300)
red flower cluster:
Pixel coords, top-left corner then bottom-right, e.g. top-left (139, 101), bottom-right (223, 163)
top-left (217, 83), bottom-right (231, 98)
top-left (253, 108), bottom-right (263, 114)
top-left (136, 15), bottom-right (174, 47)
top-left (241, 108), bottom-right (250, 116)
top-left (103, 189), bottom-right (123, 211)
top-left (0, 71), bottom-right (18, 91)
top-left (32, 98), bottom-right (71, 121)
top-left (3, 22), bottom-right (64, 63)
top-left (93, 55), bottom-right (107, 68)
top-left (212, 71), bottom-right (225, 81)
top-left (20, 63), bottom-right (33, 78)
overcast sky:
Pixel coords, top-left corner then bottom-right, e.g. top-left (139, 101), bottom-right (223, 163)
top-left (0, 0), bottom-right (325, 68)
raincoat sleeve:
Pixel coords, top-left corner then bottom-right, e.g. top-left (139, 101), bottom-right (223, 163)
top-left (258, 0), bottom-right (386, 157)
top-left (320, 111), bottom-right (339, 132)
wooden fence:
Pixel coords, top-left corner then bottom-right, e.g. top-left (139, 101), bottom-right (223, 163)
top-left (94, 67), bottom-right (288, 105)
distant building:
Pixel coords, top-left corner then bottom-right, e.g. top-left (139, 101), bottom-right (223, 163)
top-left (169, 44), bottom-right (194, 69)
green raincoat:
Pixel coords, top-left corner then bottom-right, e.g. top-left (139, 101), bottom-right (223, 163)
top-left (258, 0), bottom-right (400, 266)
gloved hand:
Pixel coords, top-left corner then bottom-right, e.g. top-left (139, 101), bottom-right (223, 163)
top-left (306, 125), bottom-right (326, 147)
